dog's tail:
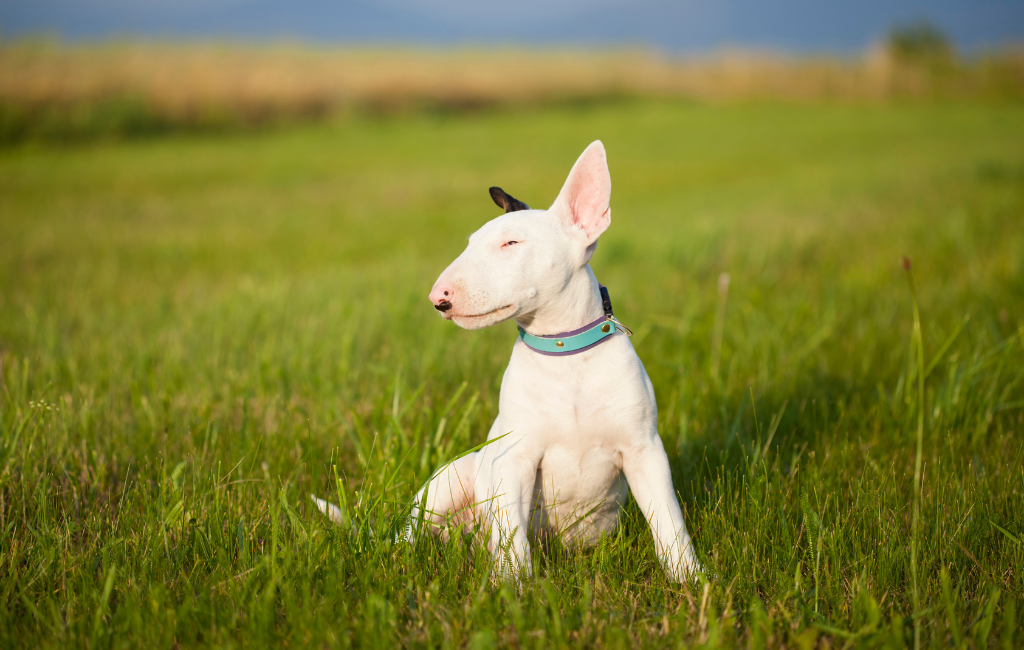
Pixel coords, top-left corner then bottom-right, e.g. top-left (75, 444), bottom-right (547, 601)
top-left (310, 494), bottom-right (347, 525)
top-left (311, 493), bottom-right (396, 541)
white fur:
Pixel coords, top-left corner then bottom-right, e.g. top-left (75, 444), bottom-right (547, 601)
top-left (311, 495), bottom-right (346, 525)
top-left (320, 141), bottom-right (701, 582)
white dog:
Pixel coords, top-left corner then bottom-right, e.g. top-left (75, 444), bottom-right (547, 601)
top-left (316, 141), bottom-right (700, 582)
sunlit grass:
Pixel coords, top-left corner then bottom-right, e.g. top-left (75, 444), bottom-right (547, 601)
top-left (1, 101), bottom-right (1022, 647)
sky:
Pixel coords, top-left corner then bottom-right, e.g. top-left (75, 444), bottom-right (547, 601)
top-left (1, 0), bottom-right (1022, 53)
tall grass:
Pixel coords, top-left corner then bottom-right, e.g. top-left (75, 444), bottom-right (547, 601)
top-left (2, 40), bottom-right (1023, 144)
top-left (903, 257), bottom-right (926, 650)
top-left (0, 101), bottom-right (1023, 647)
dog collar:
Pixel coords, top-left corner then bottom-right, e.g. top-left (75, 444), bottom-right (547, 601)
top-left (517, 286), bottom-right (631, 356)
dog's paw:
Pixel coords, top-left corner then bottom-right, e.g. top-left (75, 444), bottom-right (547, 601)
top-left (668, 554), bottom-right (706, 584)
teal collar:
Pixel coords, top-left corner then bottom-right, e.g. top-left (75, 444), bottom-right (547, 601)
top-left (517, 285), bottom-right (630, 356)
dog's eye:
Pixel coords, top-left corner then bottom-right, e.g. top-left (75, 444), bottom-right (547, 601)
top-left (504, 240), bottom-right (519, 247)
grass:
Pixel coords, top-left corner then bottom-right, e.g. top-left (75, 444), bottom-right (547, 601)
top-left (1, 100), bottom-right (1023, 647)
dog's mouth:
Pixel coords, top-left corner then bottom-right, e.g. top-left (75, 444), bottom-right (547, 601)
top-left (447, 304), bottom-right (517, 329)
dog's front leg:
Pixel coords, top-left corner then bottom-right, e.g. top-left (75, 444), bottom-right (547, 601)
top-left (622, 436), bottom-right (702, 582)
top-left (484, 454), bottom-right (538, 582)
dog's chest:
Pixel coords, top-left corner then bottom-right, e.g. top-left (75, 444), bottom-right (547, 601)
top-left (499, 337), bottom-right (655, 543)
top-left (500, 336), bottom-right (655, 440)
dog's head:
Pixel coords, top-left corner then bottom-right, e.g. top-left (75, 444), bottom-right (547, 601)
top-left (428, 140), bottom-right (612, 330)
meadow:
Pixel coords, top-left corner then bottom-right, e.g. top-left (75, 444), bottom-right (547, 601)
top-left (2, 40), bottom-right (1023, 144)
top-left (0, 99), bottom-right (1023, 648)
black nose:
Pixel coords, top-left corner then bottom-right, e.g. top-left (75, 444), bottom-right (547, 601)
top-left (435, 300), bottom-right (452, 312)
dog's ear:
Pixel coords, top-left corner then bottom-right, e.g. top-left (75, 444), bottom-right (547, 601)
top-left (489, 187), bottom-right (530, 213)
top-left (550, 140), bottom-right (611, 244)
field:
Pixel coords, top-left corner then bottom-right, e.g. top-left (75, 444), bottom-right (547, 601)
top-left (2, 41), bottom-right (1023, 144)
top-left (1, 100), bottom-right (1023, 647)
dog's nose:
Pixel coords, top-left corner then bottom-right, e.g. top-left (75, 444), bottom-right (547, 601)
top-left (428, 284), bottom-right (454, 312)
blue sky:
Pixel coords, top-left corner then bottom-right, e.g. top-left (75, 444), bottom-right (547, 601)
top-left (2, 0), bottom-right (1022, 52)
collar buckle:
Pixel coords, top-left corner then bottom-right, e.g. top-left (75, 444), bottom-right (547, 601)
top-left (608, 315), bottom-right (632, 337)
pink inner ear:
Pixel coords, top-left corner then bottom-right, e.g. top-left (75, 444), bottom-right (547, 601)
top-left (558, 142), bottom-right (611, 240)
top-left (568, 170), bottom-right (607, 231)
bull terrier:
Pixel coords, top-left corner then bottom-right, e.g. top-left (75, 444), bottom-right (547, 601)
top-left (317, 141), bottom-right (701, 582)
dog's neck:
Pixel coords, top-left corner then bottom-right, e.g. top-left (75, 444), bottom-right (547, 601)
top-left (515, 266), bottom-right (604, 336)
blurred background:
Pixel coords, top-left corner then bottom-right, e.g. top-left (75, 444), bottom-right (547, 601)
top-left (4, 0), bottom-right (1024, 48)
top-left (1, 1), bottom-right (1023, 142)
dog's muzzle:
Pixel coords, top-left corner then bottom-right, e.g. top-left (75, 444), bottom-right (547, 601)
top-left (434, 300), bottom-right (452, 312)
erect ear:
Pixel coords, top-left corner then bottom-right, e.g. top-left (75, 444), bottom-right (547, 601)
top-left (489, 187), bottom-right (530, 213)
top-left (550, 140), bottom-right (611, 244)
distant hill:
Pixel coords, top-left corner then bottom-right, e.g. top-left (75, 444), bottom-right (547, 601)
top-left (1, 0), bottom-right (1022, 52)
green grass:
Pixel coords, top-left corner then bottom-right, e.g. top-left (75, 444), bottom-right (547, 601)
top-left (1, 101), bottom-right (1023, 648)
